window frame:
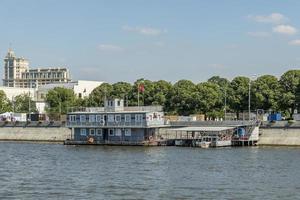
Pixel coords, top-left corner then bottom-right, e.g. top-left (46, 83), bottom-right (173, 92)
top-left (124, 129), bottom-right (131, 136)
top-left (96, 129), bottom-right (103, 136)
top-left (80, 115), bottom-right (86, 122)
top-left (89, 129), bottom-right (95, 136)
top-left (125, 114), bottom-right (131, 122)
top-left (80, 129), bottom-right (87, 136)
top-left (108, 129), bottom-right (114, 136)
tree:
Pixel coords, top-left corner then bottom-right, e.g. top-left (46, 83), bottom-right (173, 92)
top-left (279, 70), bottom-right (300, 116)
top-left (151, 80), bottom-right (172, 106)
top-left (0, 90), bottom-right (12, 113)
top-left (195, 82), bottom-right (223, 119)
top-left (111, 82), bottom-right (132, 105)
top-left (167, 80), bottom-right (196, 115)
top-left (228, 76), bottom-right (250, 116)
top-left (46, 87), bottom-right (77, 114)
top-left (14, 94), bottom-right (37, 113)
top-left (87, 83), bottom-right (113, 106)
top-left (252, 75), bottom-right (281, 112)
top-left (208, 76), bottom-right (230, 87)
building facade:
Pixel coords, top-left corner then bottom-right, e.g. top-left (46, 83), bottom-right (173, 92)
top-left (65, 99), bottom-right (165, 145)
top-left (3, 49), bottom-right (71, 88)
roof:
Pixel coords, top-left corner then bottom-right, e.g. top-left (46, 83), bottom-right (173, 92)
top-left (171, 126), bottom-right (235, 132)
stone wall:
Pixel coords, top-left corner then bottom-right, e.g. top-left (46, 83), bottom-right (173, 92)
top-left (258, 128), bottom-right (300, 146)
top-left (0, 127), bottom-right (71, 142)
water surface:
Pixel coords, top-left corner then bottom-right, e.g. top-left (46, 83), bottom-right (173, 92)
top-left (0, 143), bottom-right (300, 199)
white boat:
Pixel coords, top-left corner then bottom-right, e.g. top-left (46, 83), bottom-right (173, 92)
top-left (200, 141), bottom-right (211, 148)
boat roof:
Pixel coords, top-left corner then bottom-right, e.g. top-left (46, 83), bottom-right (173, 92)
top-left (171, 126), bottom-right (235, 132)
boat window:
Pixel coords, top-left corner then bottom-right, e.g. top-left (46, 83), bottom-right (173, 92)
top-left (89, 115), bottom-right (95, 122)
top-left (108, 129), bottom-right (114, 136)
top-left (108, 115), bottom-right (114, 122)
top-left (115, 115), bottom-right (121, 122)
top-left (115, 129), bottom-right (122, 136)
top-left (125, 114), bottom-right (131, 122)
top-left (69, 115), bottom-right (76, 122)
top-left (96, 129), bottom-right (102, 136)
top-left (80, 115), bottom-right (86, 122)
top-left (125, 129), bottom-right (131, 136)
top-left (80, 129), bottom-right (86, 136)
top-left (96, 115), bottom-right (102, 122)
top-left (89, 129), bottom-right (95, 136)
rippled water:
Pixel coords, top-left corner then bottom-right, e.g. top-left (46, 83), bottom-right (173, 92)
top-left (1, 143), bottom-right (300, 199)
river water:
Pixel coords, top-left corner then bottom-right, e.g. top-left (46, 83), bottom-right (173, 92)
top-left (0, 143), bottom-right (300, 199)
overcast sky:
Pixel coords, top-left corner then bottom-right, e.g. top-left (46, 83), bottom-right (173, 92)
top-left (0, 0), bottom-right (300, 84)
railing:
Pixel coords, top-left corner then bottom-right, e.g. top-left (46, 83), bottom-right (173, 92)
top-left (67, 121), bottom-right (148, 127)
top-left (68, 106), bottom-right (163, 113)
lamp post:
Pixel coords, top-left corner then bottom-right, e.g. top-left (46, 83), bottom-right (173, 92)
top-left (224, 88), bottom-right (227, 121)
top-left (248, 75), bottom-right (257, 121)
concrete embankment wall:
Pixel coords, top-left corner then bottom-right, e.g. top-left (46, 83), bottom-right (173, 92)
top-left (0, 127), bottom-right (71, 142)
top-left (258, 128), bottom-right (300, 146)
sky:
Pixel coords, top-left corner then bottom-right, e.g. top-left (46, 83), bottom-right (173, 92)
top-left (0, 0), bottom-right (300, 84)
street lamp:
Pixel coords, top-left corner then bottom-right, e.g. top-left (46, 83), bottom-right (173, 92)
top-left (248, 74), bottom-right (257, 121)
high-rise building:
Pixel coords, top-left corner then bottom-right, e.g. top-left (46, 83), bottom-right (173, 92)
top-left (3, 48), bottom-right (71, 88)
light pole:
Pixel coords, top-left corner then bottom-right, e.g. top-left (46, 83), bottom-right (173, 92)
top-left (248, 75), bottom-right (257, 121)
top-left (224, 88), bottom-right (227, 121)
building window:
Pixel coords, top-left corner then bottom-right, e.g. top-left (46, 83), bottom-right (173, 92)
top-left (89, 115), bottom-right (95, 122)
top-left (125, 114), bottom-right (131, 122)
top-left (108, 129), bottom-right (114, 136)
top-left (78, 93), bottom-right (82, 98)
top-left (80, 129), bottom-right (87, 136)
top-left (96, 129), bottom-right (102, 136)
top-left (115, 129), bottom-right (122, 136)
top-left (69, 115), bottom-right (76, 122)
top-left (117, 100), bottom-right (120, 106)
top-left (115, 115), bottom-right (121, 122)
top-left (125, 129), bottom-right (131, 136)
top-left (108, 115), bottom-right (114, 122)
top-left (80, 115), bottom-right (86, 122)
top-left (135, 114), bottom-right (143, 122)
top-left (89, 129), bottom-right (95, 136)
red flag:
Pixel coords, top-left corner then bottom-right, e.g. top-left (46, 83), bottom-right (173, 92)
top-left (138, 84), bottom-right (145, 93)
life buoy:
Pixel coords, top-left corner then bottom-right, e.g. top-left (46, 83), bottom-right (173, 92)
top-left (87, 136), bottom-right (94, 144)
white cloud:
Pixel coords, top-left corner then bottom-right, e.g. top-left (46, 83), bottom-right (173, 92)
top-left (97, 44), bottom-right (123, 52)
top-left (122, 25), bottom-right (167, 36)
top-left (272, 25), bottom-right (297, 35)
top-left (248, 13), bottom-right (288, 24)
top-left (247, 31), bottom-right (271, 37)
top-left (289, 40), bottom-right (300, 46)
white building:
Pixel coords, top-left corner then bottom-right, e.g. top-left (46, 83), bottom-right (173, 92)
top-left (35, 80), bottom-right (103, 113)
top-left (0, 86), bottom-right (36, 102)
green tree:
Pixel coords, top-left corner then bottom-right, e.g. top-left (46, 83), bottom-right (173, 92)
top-left (0, 90), bottom-right (12, 113)
top-left (167, 80), bottom-right (196, 115)
top-left (14, 94), bottom-right (37, 113)
top-left (111, 82), bottom-right (132, 105)
top-left (279, 70), bottom-right (300, 117)
top-left (195, 82), bottom-right (223, 119)
top-left (252, 75), bottom-right (281, 112)
top-left (87, 83), bottom-right (113, 106)
top-left (46, 87), bottom-right (77, 114)
top-left (228, 76), bottom-right (250, 117)
top-left (151, 80), bottom-right (172, 106)
top-left (208, 76), bottom-right (230, 87)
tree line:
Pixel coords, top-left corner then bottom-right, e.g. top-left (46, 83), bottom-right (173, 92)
top-left (1, 70), bottom-right (300, 119)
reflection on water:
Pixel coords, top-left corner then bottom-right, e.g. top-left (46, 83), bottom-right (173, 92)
top-left (0, 143), bottom-right (300, 199)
